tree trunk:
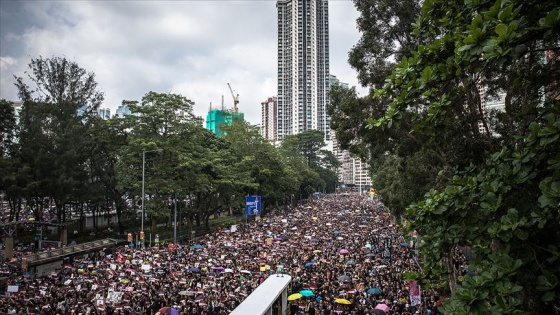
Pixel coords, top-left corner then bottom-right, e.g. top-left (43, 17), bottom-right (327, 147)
top-left (204, 213), bottom-right (210, 231)
top-left (115, 198), bottom-right (125, 234)
top-left (444, 247), bottom-right (458, 295)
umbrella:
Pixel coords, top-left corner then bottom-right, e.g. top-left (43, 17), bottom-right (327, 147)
top-left (339, 249), bottom-right (349, 254)
top-left (158, 307), bottom-right (180, 315)
top-left (401, 242), bottom-right (410, 247)
top-left (372, 310), bottom-right (386, 315)
top-left (192, 244), bottom-right (203, 249)
top-left (375, 265), bottom-right (388, 269)
top-left (278, 234), bottom-right (289, 241)
top-left (338, 275), bottom-right (352, 283)
top-left (311, 238), bottom-right (319, 242)
top-left (375, 304), bottom-right (390, 313)
top-left (224, 245), bottom-right (236, 252)
top-left (345, 261), bottom-right (356, 266)
top-left (224, 268), bottom-right (234, 273)
top-left (187, 267), bottom-right (200, 273)
top-left (367, 288), bottom-right (382, 295)
top-left (313, 250), bottom-right (322, 253)
top-left (304, 262), bottom-right (315, 267)
top-left (288, 293), bottom-right (302, 301)
top-left (240, 270), bottom-right (252, 274)
top-left (212, 266), bottom-right (225, 272)
top-left (333, 230), bottom-right (340, 235)
top-left (334, 298), bottom-right (352, 305)
top-left (366, 253), bottom-right (376, 257)
top-left (299, 289), bottom-right (314, 297)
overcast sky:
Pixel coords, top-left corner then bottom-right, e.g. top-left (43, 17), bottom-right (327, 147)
top-left (0, 0), bottom-right (366, 125)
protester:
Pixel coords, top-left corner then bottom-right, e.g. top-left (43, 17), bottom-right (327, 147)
top-left (0, 194), bottom-right (443, 315)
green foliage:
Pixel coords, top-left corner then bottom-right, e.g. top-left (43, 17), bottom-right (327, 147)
top-left (332, 0), bottom-right (560, 313)
top-left (280, 130), bottom-right (340, 194)
top-left (349, 0), bottom-right (422, 88)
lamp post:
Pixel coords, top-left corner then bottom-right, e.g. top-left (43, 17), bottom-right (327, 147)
top-left (141, 148), bottom-right (162, 247)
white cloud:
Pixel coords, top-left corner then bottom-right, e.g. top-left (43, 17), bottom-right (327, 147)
top-left (0, 0), bottom-right (366, 125)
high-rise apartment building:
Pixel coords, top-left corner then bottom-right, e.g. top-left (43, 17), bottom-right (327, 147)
top-left (276, 0), bottom-right (330, 141)
top-left (261, 96), bottom-right (278, 141)
top-left (116, 104), bottom-right (132, 117)
top-left (98, 107), bottom-right (111, 120)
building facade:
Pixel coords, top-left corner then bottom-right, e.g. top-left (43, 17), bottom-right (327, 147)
top-left (276, 0), bottom-right (330, 141)
top-left (98, 107), bottom-right (111, 120)
top-left (115, 104), bottom-right (132, 117)
top-left (205, 109), bottom-right (245, 137)
top-left (261, 96), bottom-right (278, 141)
top-left (332, 137), bottom-right (372, 193)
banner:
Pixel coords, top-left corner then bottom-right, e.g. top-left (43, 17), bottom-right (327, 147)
top-left (7, 285), bottom-right (18, 293)
top-left (409, 281), bottom-right (421, 306)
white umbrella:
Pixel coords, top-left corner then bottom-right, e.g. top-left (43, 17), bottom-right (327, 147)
top-left (224, 268), bottom-right (234, 273)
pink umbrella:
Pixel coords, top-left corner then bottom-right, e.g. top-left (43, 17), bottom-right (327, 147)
top-left (375, 303), bottom-right (390, 312)
top-left (340, 249), bottom-right (349, 254)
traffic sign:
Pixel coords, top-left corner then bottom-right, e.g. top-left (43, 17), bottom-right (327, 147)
top-left (245, 196), bottom-right (261, 216)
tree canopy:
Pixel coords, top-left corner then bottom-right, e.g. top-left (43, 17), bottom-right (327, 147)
top-left (1, 56), bottom-right (339, 242)
top-left (328, 0), bottom-right (560, 312)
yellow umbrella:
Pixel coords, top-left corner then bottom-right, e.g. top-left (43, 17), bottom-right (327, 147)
top-left (288, 293), bottom-right (303, 301)
top-left (334, 298), bottom-right (352, 305)
top-left (313, 250), bottom-right (322, 253)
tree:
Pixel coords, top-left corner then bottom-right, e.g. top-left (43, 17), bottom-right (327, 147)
top-left (13, 56), bottom-right (104, 224)
top-left (84, 116), bottom-right (129, 232)
top-left (349, 0), bottom-right (421, 88)
top-left (118, 92), bottom-right (200, 232)
top-left (328, 84), bottom-right (440, 215)
top-left (367, 0), bottom-right (560, 313)
top-left (221, 120), bottom-right (294, 212)
top-left (0, 100), bottom-right (19, 217)
top-left (280, 130), bottom-right (338, 195)
top-left (15, 56), bottom-right (103, 116)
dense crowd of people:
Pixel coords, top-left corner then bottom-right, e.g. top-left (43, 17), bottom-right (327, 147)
top-left (0, 194), bottom-right (443, 314)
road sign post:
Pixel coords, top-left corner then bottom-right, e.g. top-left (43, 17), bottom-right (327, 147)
top-left (245, 196), bottom-right (262, 223)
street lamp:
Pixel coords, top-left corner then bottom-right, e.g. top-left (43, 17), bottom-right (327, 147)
top-left (141, 148), bottom-right (162, 247)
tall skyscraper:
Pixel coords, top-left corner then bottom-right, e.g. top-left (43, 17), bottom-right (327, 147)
top-left (261, 96), bottom-right (278, 141)
top-left (276, 0), bottom-right (330, 141)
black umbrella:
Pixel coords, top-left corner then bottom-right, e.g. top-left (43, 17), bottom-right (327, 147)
top-left (224, 246), bottom-right (236, 252)
top-left (338, 275), bottom-right (352, 283)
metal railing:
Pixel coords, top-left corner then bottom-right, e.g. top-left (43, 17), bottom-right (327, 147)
top-left (24, 238), bottom-right (118, 266)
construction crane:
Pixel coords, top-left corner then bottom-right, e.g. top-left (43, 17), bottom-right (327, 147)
top-left (227, 83), bottom-right (239, 112)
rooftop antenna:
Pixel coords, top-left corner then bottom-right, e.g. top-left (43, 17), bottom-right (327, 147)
top-left (221, 95), bottom-right (225, 110)
top-left (209, 102), bottom-right (212, 110)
